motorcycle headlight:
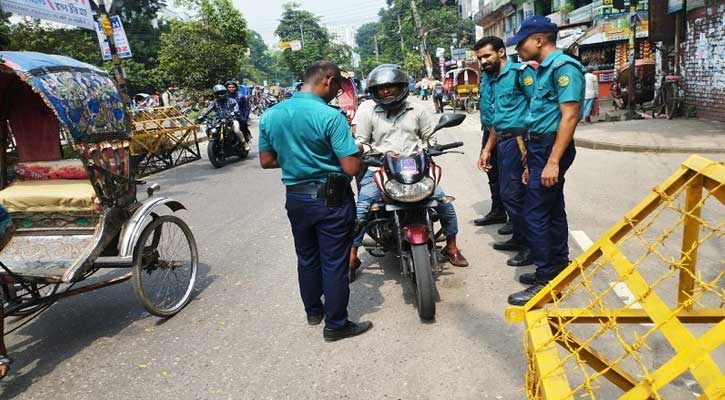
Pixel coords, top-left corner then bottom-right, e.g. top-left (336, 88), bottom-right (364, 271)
top-left (384, 177), bottom-right (435, 203)
top-left (210, 128), bottom-right (218, 134)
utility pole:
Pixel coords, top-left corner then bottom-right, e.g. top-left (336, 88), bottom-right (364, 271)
top-left (299, 23), bottom-right (305, 47)
top-left (397, 14), bottom-right (406, 53)
top-left (410, 0), bottom-right (433, 77)
top-left (374, 35), bottom-right (380, 63)
top-left (626, 0), bottom-right (638, 119)
top-left (95, 0), bottom-right (129, 105)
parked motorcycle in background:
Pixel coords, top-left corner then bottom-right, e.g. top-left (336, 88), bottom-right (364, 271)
top-left (360, 113), bottom-right (466, 320)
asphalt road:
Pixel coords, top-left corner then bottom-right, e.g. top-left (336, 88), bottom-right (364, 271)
top-left (1, 97), bottom-right (722, 399)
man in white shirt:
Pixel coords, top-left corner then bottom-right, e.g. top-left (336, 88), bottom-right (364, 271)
top-left (582, 67), bottom-right (598, 123)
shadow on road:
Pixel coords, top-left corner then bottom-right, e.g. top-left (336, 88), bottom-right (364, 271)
top-left (0, 263), bottom-right (216, 397)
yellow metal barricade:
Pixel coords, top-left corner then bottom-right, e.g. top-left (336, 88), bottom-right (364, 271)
top-left (506, 155), bottom-right (724, 400)
top-left (130, 106), bottom-right (201, 177)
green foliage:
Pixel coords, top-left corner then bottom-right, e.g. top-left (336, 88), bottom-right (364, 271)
top-left (275, 2), bottom-right (352, 79)
top-left (157, 0), bottom-right (247, 100)
top-left (5, 21), bottom-right (99, 64)
top-left (0, 5), bottom-right (10, 50)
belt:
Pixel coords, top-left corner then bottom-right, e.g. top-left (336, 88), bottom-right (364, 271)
top-left (526, 132), bottom-right (555, 142)
top-left (496, 127), bottom-right (527, 141)
top-left (286, 182), bottom-right (323, 195)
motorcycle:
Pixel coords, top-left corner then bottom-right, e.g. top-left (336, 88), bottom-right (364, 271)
top-left (203, 114), bottom-right (249, 168)
top-left (360, 113), bottom-right (466, 320)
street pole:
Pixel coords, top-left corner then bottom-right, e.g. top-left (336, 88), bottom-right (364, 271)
top-left (626, 0), bottom-right (637, 119)
top-left (374, 35), bottom-right (380, 63)
top-left (410, 0), bottom-right (433, 78)
top-left (673, 11), bottom-right (681, 75)
top-left (299, 23), bottom-right (305, 47)
top-left (96, 1), bottom-right (129, 106)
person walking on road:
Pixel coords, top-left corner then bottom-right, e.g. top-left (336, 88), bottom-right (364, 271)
top-left (582, 66), bottom-right (599, 123)
top-left (162, 85), bottom-right (177, 108)
top-left (258, 61), bottom-right (373, 342)
top-left (505, 16), bottom-right (585, 305)
top-left (473, 39), bottom-right (508, 231)
top-left (476, 36), bottom-right (536, 269)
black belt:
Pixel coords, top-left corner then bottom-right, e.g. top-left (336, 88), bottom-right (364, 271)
top-left (526, 132), bottom-right (555, 142)
top-left (497, 128), bottom-right (527, 141)
top-left (286, 182), bottom-right (323, 195)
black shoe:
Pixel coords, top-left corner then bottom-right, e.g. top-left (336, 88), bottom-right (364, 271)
top-left (474, 209), bottom-right (507, 226)
top-left (493, 238), bottom-right (525, 252)
top-left (323, 321), bottom-right (373, 342)
top-left (518, 272), bottom-right (537, 285)
top-left (507, 248), bottom-right (533, 267)
top-left (307, 314), bottom-right (324, 326)
top-left (508, 282), bottom-right (548, 306)
top-left (497, 220), bottom-right (513, 235)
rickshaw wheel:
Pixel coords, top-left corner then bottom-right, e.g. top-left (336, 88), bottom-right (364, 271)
top-left (133, 215), bottom-right (198, 318)
top-left (464, 97), bottom-right (476, 114)
top-left (1, 283), bottom-right (60, 317)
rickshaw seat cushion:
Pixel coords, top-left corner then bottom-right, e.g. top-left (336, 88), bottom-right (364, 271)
top-left (15, 159), bottom-right (88, 181)
top-left (0, 180), bottom-right (97, 213)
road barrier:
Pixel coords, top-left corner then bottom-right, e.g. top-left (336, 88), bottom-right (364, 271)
top-left (506, 155), bottom-right (724, 399)
top-left (130, 106), bottom-right (201, 177)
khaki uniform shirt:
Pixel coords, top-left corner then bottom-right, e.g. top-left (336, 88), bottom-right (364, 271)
top-left (354, 101), bottom-right (437, 156)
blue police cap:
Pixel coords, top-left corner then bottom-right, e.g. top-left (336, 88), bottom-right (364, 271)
top-left (506, 16), bottom-right (559, 47)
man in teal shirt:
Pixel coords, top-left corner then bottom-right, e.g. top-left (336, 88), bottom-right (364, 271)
top-left (259, 61), bottom-right (373, 341)
top-left (476, 36), bottom-right (536, 269)
top-left (505, 16), bottom-right (585, 305)
top-left (473, 40), bottom-right (508, 230)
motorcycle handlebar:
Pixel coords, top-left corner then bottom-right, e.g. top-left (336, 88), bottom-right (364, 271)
top-left (434, 142), bottom-right (464, 151)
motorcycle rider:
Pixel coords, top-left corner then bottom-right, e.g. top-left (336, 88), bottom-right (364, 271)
top-left (198, 84), bottom-right (250, 151)
top-left (349, 64), bottom-right (469, 280)
top-left (225, 80), bottom-right (253, 143)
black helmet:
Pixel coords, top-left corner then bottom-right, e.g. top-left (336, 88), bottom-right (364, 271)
top-left (213, 84), bottom-right (227, 99)
top-left (367, 64), bottom-right (409, 110)
top-left (225, 80), bottom-right (239, 89)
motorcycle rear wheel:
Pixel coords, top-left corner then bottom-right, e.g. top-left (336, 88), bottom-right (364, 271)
top-left (207, 139), bottom-right (225, 168)
top-left (411, 244), bottom-right (435, 320)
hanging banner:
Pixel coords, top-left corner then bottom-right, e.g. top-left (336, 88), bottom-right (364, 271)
top-left (94, 15), bottom-right (132, 61)
top-left (0, 0), bottom-right (95, 29)
top-left (289, 40), bottom-right (302, 51)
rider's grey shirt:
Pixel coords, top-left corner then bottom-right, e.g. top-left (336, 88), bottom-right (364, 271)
top-left (354, 101), bottom-right (437, 156)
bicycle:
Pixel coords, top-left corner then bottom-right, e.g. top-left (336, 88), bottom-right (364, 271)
top-left (651, 74), bottom-right (684, 119)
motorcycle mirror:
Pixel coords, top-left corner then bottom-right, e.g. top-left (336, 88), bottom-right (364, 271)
top-left (432, 113), bottom-right (466, 133)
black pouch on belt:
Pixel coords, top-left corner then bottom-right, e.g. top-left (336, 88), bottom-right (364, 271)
top-left (320, 173), bottom-right (349, 208)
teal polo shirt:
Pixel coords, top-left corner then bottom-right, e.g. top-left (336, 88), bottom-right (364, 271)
top-left (525, 50), bottom-right (585, 135)
top-left (490, 61), bottom-right (536, 132)
top-left (479, 72), bottom-right (494, 127)
top-left (258, 92), bottom-right (359, 186)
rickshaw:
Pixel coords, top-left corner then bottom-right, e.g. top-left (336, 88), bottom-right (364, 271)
top-left (0, 52), bottom-right (199, 379)
top-left (609, 58), bottom-right (656, 110)
top-left (444, 68), bottom-right (479, 114)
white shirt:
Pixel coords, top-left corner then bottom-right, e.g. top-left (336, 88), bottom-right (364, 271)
top-left (354, 101), bottom-right (437, 156)
top-left (585, 73), bottom-right (599, 99)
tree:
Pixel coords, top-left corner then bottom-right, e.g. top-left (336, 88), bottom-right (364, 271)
top-left (0, 5), bottom-right (10, 50)
top-left (5, 21), bottom-right (99, 65)
top-left (157, 0), bottom-right (248, 100)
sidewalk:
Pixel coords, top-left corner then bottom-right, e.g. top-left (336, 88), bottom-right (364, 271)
top-left (575, 117), bottom-right (725, 153)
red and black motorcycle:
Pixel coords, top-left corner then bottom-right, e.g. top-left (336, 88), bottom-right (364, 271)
top-left (361, 113), bottom-right (465, 320)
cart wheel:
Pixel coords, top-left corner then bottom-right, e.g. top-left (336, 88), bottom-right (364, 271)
top-left (464, 97), bottom-right (476, 114)
top-left (1, 283), bottom-right (60, 317)
top-left (133, 215), bottom-right (198, 318)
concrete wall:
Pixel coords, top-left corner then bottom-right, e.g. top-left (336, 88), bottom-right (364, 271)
top-left (682, 2), bottom-right (725, 121)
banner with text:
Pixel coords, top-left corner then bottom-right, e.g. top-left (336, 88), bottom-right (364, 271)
top-left (0, 0), bottom-right (94, 30)
top-left (94, 16), bottom-right (132, 61)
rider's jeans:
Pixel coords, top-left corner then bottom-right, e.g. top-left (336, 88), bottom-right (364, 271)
top-left (352, 171), bottom-right (459, 248)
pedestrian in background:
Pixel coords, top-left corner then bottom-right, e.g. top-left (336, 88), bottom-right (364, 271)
top-left (259, 61), bottom-right (373, 342)
top-left (506, 16), bottom-right (585, 305)
top-left (582, 66), bottom-right (599, 123)
top-left (420, 76), bottom-right (429, 100)
top-left (473, 39), bottom-right (508, 231)
top-left (475, 36), bottom-right (536, 269)
top-left (162, 85), bottom-right (177, 108)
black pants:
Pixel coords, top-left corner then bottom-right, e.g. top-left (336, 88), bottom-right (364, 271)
top-left (482, 127), bottom-right (503, 212)
top-left (433, 95), bottom-right (444, 113)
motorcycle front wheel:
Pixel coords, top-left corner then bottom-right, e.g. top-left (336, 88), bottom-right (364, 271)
top-left (207, 139), bottom-right (225, 168)
top-left (411, 244), bottom-right (435, 320)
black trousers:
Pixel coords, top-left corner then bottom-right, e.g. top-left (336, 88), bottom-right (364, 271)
top-left (482, 127), bottom-right (503, 212)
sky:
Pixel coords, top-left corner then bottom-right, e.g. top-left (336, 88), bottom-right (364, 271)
top-left (236, 0), bottom-right (388, 47)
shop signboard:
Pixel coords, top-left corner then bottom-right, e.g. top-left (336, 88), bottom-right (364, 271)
top-left (451, 48), bottom-right (467, 61)
top-left (602, 11), bottom-right (649, 41)
top-left (568, 4), bottom-right (593, 24)
top-left (522, 1), bottom-right (535, 19)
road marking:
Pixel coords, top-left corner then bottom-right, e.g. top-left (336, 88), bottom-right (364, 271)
top-left (570, 229), bottom-right (651, 326)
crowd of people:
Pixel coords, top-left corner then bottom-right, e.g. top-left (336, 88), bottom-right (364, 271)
top-left (255, 15), bottom-right (585, 342)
